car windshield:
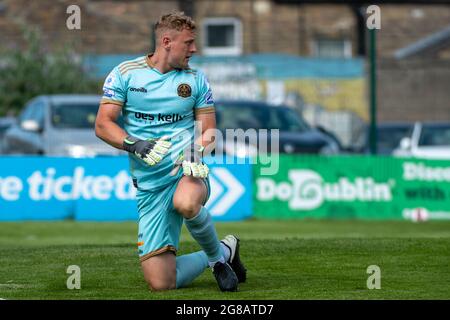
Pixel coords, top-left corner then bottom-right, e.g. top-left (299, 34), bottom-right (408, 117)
top-left (216, 103), bottom-right (309, 132)
top-left (51, 103), bottom-right (99, 129)
top-left (418, 125), bottom-right (450, 147)
top-left (377, 125), bottom-right (413, 151)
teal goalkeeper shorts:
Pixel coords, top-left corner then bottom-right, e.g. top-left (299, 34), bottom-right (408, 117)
top-left (136, 177), bottom-right (211, 262)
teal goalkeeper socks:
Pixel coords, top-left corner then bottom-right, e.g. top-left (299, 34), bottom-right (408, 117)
top-left (175, 243), bottom-right (231, 288)
top-left (176, 251), bottom-right (209, 288)
top-left (184, 206), bottom-right (224, 267)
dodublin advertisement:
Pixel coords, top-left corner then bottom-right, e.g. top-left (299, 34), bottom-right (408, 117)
top-left (3, 155), bottom-right (450, 221)
top-left (254, 155), bottom-right (450, 221)
top-left (0, 156), bottom-right (253, 221)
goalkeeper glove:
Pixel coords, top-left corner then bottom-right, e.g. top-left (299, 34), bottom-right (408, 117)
top-left (171, 143), bottom-right (209, 178)
top-left (123, 135), bottom-right (171, 166)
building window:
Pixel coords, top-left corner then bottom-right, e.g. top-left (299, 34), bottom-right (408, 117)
top-left (202, 17), bottom-right (242, 56)
top-left (313, 39), bottom-right (352, 58)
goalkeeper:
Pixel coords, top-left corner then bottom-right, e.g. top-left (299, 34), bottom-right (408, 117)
top-left (95, 11), bottom-right (246, 292)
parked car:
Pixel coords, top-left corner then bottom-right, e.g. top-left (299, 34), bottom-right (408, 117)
top-left (3, 96), bottom-right (340, 157)
top-left (376, 122), bottom-right (415, 155)
top-left (393, 122), bottom-right (450, 159)
top-left (0, 116), bottom-right (17, 154)
top-left (359, 122), bottom-right (414, 155)
top-left (3, 95), bottom-right (124, 157)
top-left (214, 100), bottom-right (341, 156)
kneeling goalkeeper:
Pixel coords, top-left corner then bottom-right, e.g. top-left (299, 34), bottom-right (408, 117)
top-left (95, 11), bottom-right (246, 292)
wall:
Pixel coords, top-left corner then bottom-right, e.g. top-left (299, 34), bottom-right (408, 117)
top-left (377, 58), bottom-right (450, 122)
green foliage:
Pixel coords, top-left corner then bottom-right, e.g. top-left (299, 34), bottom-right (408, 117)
top-left (0, 27), bottom-right (99, 116)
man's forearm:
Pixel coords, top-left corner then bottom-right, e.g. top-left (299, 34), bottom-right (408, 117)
top-left (196, 128), bottom-right (216, 157)
top-left (95, 120), bottom-right (128, 150)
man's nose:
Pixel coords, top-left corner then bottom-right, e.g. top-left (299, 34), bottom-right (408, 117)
top-left (191, 43), bottom-right (197, 53)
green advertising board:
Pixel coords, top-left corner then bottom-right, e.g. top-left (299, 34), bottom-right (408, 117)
top-left (254, 155), bottom-right (450, 220)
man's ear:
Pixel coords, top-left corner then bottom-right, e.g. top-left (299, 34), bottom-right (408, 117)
top-left (162, 35), bottom-right (171, 49)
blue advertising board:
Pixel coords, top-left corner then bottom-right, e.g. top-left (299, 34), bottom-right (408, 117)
top-left (0, 156), bottom-right (252, 221)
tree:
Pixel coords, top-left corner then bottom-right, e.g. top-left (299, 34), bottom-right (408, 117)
top-left (0, 26), bottom-right (99, 116)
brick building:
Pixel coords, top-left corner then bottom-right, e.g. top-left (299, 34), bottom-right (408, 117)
top-left (1, 1), bottom-right (449, 57)
top-left (0, 0), bottom-right (449, 126)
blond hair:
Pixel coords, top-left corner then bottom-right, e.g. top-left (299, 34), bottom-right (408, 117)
top-left (155, 11), bottom-right (196, 39)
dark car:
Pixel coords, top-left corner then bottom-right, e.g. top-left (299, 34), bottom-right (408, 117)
top-left (214, 100), bottom-right (340, 156)
top-left (377, 122), bottom-right (414, 155)
top-left (361, 122), bottom-right (414, 155)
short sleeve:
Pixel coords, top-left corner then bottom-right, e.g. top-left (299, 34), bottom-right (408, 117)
top-left (100, 67), bottom-right (126, 106)
top-left (194, 71), bottom-right (215, 115)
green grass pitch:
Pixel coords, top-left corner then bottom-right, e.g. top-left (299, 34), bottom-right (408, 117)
top-left (0, 219), bottom-right (449, 299)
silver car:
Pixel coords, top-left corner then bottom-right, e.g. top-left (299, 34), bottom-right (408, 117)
top-left (3, 94), bottom-right (124, 157)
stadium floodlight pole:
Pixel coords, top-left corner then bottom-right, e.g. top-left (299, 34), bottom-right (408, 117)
top-left (369, 27), bottom-right (378, 155)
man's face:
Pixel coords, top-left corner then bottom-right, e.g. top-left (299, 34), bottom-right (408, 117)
top-left (167, 28), bottom-right (197, 69)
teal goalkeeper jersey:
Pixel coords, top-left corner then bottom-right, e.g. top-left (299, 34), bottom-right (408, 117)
top-left (100, 54), bottom-right (215, 190)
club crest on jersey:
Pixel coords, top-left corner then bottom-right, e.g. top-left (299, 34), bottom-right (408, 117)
top-left (177, 83), bottom-right (192, 98)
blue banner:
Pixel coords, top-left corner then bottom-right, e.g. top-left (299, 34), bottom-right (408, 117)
top-left (0, 156), bottom-right (252, 221)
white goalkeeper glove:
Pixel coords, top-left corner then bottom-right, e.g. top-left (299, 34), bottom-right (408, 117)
top-left (123, 135), bottom-right (172, 166)
top-left (171, 143), bottom-right (209, 178)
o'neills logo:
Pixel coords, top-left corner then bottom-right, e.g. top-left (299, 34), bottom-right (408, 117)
top-left (257, 169), bottom-right (393, 210)
top-left (129, 87), bottom-right (147, 93)
top-left (177, 83), bottom-right (191, 98)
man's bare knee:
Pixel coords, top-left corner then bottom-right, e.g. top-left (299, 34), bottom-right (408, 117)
top-left (173, 177), bottom-right (207, 219)
top-left (147, 278), bottom-right (176, 292)
top-left (174, 198), bottom-right (201, 219)
top-left (141, 251), bottom-right (176, 292)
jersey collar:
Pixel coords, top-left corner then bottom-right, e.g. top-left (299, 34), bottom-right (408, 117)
top-left (146, 53), bottom-right (190, 73)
